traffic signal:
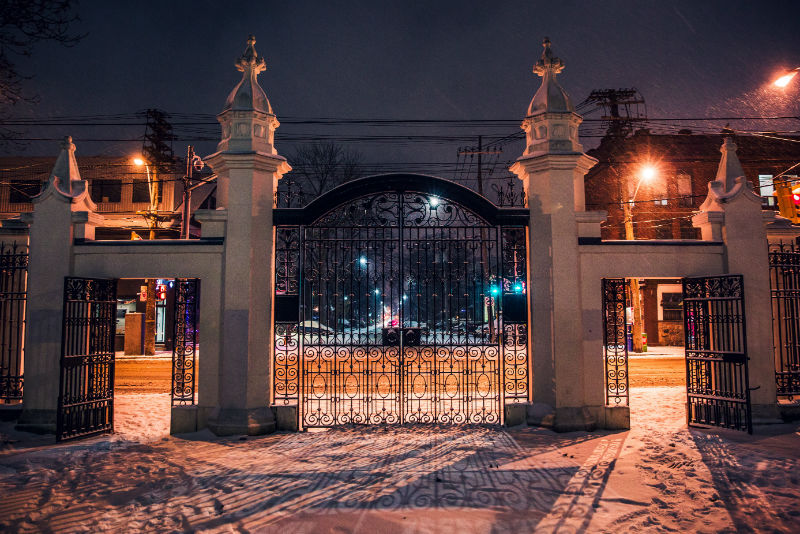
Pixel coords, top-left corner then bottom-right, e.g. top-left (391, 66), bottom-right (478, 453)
top-left (775, 177), bottom-right (800, 223)
top-left (156, 284), bottom-right (168, 301)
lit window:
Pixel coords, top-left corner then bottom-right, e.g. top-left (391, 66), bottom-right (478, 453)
top-left (759, 174), bottom-right (776, 206)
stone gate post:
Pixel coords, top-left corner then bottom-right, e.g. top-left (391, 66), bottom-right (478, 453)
top-left (693, 137), bottom-right (780, 422)
top-left (204, 36), bottom-right (290, 435)
top-left (510, 39), bottom-right (598, 431)
top-left (16, 137), bottom-right (101, 433)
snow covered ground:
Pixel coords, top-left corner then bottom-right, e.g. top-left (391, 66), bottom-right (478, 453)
top-left (1, 387), bottom-right (799, 533)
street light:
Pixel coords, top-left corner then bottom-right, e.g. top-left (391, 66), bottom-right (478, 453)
top-left (133, 157), bottom-right (161, 240)
top-left (624, 164), bottom-right (657, 354)
top-left (773, 67), bottom-right (799, 88)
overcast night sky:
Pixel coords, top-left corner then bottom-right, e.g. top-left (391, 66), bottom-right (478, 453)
top-left (5, 0), bottom-right (800, 177)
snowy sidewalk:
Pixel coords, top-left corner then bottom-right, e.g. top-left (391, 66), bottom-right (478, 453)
top-left (1, 388), bottom-right (799, 533)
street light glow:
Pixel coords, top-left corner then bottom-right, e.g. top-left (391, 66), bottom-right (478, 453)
top-left (430, 196), bottom-right (440, 207)
top-left (774, 70), bottom-right (798, 88)
top-left (133, 158), bottom-right (145, 166)
top-left (641, 166), bottom-right (656, 181)
top-left (359, 256), bottom-right (367, 266)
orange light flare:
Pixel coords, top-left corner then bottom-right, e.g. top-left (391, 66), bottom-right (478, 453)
top-left (640, 165), bottom-right (657, 182)
top-left (774, 68), bottom-right (799, 88)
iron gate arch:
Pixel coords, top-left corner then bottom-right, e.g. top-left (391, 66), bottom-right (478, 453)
top-left (273, 174), bottom-right (530, 428)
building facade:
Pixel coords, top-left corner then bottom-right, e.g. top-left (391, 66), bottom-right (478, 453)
top-left (585, 131), bottom-right (800, 240)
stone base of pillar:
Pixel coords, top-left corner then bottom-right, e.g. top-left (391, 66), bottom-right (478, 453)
top-left (170, 405), bottom-right (199, 434)
top-left (599, 405), bottom-right (630, 430)
top-left (14, 409), bottom-right (56, 434)
top-left (526, 403), bottom-right (598, 432)
top-left (504, 402), bottom-right (529, 427)
top-left (207, 406), bottom-right (276, 436)
top-left (272, 404), bottom-right (298, 431)
top-left (751, 403), bottom-right (784, 426)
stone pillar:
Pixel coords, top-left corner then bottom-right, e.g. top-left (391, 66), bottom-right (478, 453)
top-left (693, 138), bottom-right (781, 422)
top-left (510, 38), bottom-right (598, 431)
top-left (203, 36), bottom-right (291, 435)
top-left (16, 137), bottom-right (97, 433)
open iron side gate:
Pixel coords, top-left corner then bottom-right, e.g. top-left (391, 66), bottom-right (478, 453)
top-left (682, 274), bottom-right (752, 434)
top-left (57, 277), bottom-right (117, 442)
top-left (57, 277), bottom-right (200, 442)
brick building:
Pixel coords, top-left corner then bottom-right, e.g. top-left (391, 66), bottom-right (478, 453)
top-left (585, 129), bottom-right (800, 240)
top-left (0, 156), bottom-right (215, 238)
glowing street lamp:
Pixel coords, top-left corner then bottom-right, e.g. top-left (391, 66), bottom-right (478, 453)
top-left (773, 67), bottom-right (799, 88)
top-left (624, 164), bottom-right (657, 354)
top-left (133, 156), bottom-right (161, 240)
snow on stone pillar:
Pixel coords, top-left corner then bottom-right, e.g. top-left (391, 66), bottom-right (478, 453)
top-left (204, 36), bottom-right (291, 436)
top-left (16, 136), bottom-right (101, 433)
top-left (693, 137), bottom-right (779, 422)
top-left (510, 38), bottom-right (598, 431)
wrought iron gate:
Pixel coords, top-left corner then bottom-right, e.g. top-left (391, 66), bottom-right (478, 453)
top-left (602, 278), bottom-right (629, 405)
top-left (769, 242), bottom-right (800, 398)
top-left (682, 275), bottom-right (752, 433)
top-left (172, 278), bottom-right (200, 405)
top-left (0, 242), bottom-right (28, 402)
top-left (57, 277), bottom-right (117, 441)
top-left (274, 178), bottom-right (529, 428)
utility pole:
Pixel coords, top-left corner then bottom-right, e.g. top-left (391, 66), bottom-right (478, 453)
top-left (459, 136), bottom-right (502, 340)
top-left (140, 109), bottom-right (175, 355)
top-left (458, 136), bottom-right (502, 196)
top-left (182, 146), bottom-right (194, 239)
top-left (623, 201), bottom-right (645, 353)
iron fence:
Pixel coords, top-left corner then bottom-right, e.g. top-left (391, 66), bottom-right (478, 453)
top-left (0, 242), bottom-right (28, 402)
top-left (769, 242), bottom-right (800, 397)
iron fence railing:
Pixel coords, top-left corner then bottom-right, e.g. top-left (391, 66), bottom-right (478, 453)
top-left (0, 242), bottom-right (28, 403)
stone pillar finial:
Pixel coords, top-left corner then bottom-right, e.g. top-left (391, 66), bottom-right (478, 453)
top-left (716, 136), bottom-right (746, 194)
top-left (236, 34), bottom-right (265, 75)
top-left (516, 37), bottom-right (581, 157)
top-left (534, 37), bottom-right (564, 76)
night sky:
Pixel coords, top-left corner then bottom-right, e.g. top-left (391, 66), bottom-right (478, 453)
top-left (7, 0), bottom-right (800, 176)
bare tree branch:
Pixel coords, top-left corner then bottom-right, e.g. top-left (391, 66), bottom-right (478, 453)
top-left (0, 0), bottom-right (86, 142)
top-left (288, 141), bottom-right (364, 199)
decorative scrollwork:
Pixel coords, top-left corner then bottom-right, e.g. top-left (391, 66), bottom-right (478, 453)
top-left (0, 242), bottom-right (28, 402)
top-left (311, 191), bottom-right (490, 228)
top-left (277, 183), bottom-right (528, 428)
top-left (602, 278), bottom-right (629, 406)
top-left (770, 242), bottom-right (800, 397)
top-left (172, 279), bottom-right (200, 406)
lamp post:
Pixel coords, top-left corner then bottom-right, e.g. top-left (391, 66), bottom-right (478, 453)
top-left (133, 157), bottom-right (159, 355)
top-left (623, 165), bottom-right (656, 353)
top-left (133, 157), bottom-right (160, 240)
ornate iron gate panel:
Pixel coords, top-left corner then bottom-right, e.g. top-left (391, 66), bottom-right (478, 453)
top-left (0, 242), bottom-right (28, 402)
top-left (172, 278), bottom-right (200, 405)
top-left (602, 278), bottom-right (629, 405)
top-left (274, 183), bottom-right (529, 428)
top-left (682, 275), bottom-right (752, 433)
top-left (769, 243), bottom-right (800, 397)
top-left (401, 224), bottom-right (501, 424)
top-left (57, 277), bottom-right (117, 442)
